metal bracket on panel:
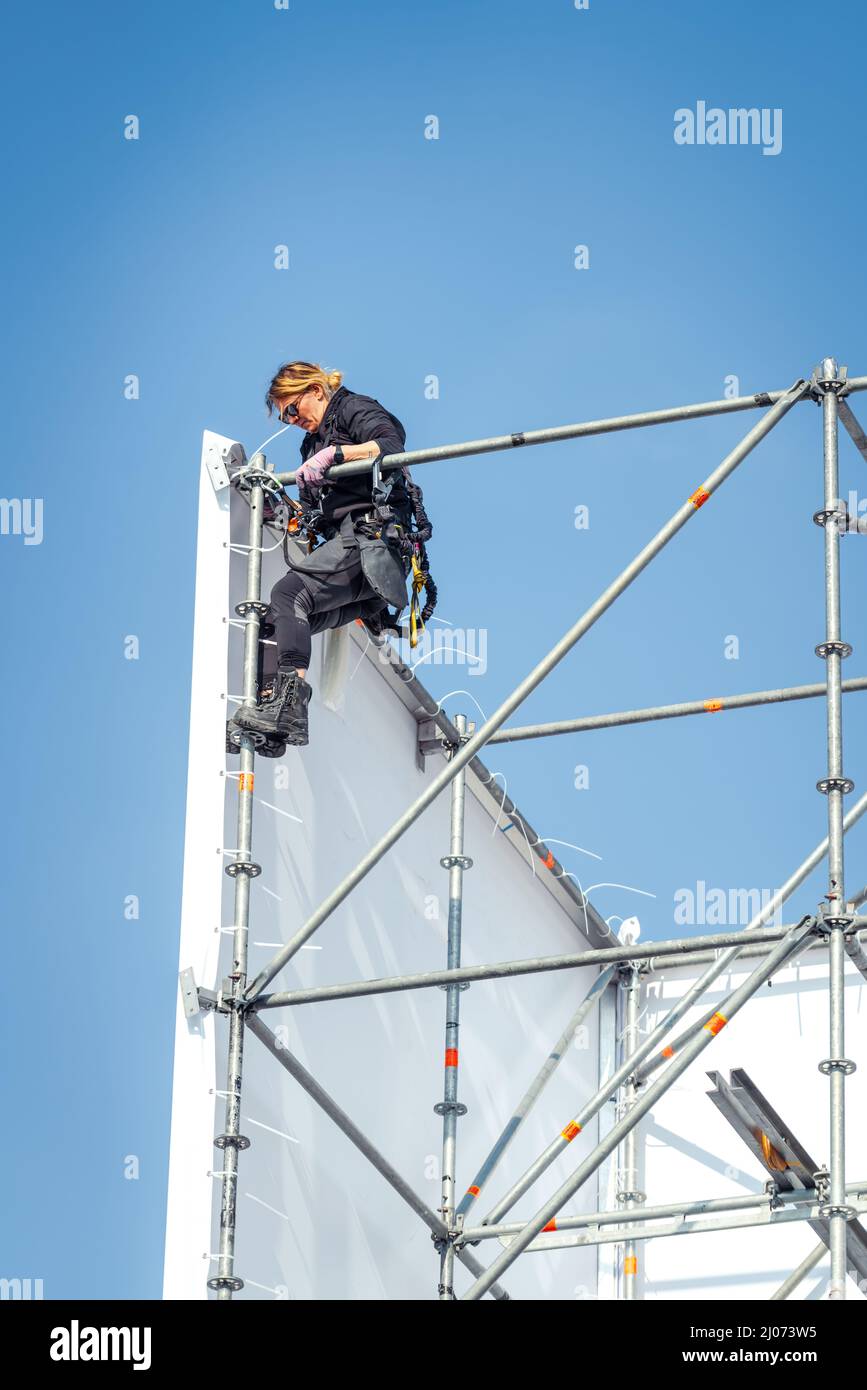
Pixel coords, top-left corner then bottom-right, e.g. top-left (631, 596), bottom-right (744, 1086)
top-left (205, 440), bottom-right (247, 493)
top-left (179, 967), bottom-right (201, 1019)
top-left (179, 972), bottom-right (226, 1020)
top-left (416, 716), bottom-right (451, 770)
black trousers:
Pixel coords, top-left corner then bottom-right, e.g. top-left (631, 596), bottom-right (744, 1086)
top-left (265, 555), bottom-right (387, 677)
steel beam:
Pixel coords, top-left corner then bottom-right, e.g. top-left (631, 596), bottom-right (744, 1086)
top-left (487, 677), bottom-right (867, 746)
top-left (273, 376), bottom-right (866, 485)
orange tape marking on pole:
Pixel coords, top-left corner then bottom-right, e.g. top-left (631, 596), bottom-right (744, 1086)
top-left (445, 1048), bottom-right (459, 1068)
top-left (661, 1045), bottom-right (675, 1059)
top-left (466, 1185), bottom-right (481, 1198)
top-left (561, 1120), bottom-right (581, 1143)
top-left (542, 850), bottom-right (555, 870)
top-left (239, 773), bottom-right (254, 793)
top-left (704, 1011), bottom-right (728, 1036)
top-left (624, 1255), bottom-right (638, 1275)
top-left (542, 1219), bottom-right (558, 1233)
top-left (704, 698), bottom-right (724, 713)
top-left (689, 486), bottom-right (711, 509)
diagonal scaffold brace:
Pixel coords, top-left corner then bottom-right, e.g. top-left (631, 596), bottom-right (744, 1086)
top-left (243, 379), bottom-right (810, 1006)
top-left (459, 917), bottom-right (819, 1299)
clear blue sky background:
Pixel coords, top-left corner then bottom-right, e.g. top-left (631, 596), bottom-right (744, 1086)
top-left (3, 0), bottom-right (867, 1299)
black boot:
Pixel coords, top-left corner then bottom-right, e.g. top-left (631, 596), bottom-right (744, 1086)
top-left (230, 668), bottom-right (312, 747)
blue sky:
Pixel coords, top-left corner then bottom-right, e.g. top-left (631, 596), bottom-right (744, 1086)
top-left (3, 0), bottom-right (867, 1298)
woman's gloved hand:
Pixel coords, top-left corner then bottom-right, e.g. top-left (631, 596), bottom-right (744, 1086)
top-left (294, 445), bottom-right (337, 496)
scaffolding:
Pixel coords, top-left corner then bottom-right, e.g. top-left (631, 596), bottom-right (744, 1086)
top-left (184, 359), bottom-right (867, 1301)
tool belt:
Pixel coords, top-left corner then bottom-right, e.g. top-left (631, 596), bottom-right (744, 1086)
top-left (284, 510), bottom-right (410, 611)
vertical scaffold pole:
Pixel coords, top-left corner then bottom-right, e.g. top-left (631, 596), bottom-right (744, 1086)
top-left (210, 457), bottom-right (268, 1299)
top-left (436, 714), bottom-right (471, 1299)
top-left (617, 965), bottom-right (643, 1300)
top-left (815, 360), bottom-right (855, 1299)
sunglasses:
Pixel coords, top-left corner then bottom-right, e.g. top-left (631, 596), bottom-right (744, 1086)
top-left (278, 389), bottom-right (312, 424)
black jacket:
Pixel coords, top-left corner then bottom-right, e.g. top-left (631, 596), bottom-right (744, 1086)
top-left (299, 385), bottom-right (411, 527)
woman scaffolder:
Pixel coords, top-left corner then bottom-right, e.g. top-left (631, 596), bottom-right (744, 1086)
top-left (230, 361), bottom-right (434, 749)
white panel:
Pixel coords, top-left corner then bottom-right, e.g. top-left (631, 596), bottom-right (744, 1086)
top-left (165, 456), bottom-right (608, 1301)
top-left (163, 435), bottom-right (234, 1299)
top-left (640, 954), bottom-right (867, 1301)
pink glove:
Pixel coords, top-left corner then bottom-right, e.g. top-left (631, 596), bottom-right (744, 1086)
top-left (295, 445), bottom-right (336, 495)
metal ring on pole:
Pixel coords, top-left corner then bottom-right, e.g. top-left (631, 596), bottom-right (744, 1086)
top-left (616, 1188), bottom-right (647, 1204)
top-left (815, 913), bottom-right (852, 934)
top-left (817, 776), bottom-right (855, 795)
top-left (235, 598), bottom-right (270, 619)
top-left (228, 726), bottom-right (269, 750)
top-left (214, 1132), bottom-right (251, 1150)
top-left (815, 639), bottom-right (852, 659)
top-left (818, 1203), bottom-right (857, 1220)
top-left (207, 1275), bottom-right (245, 1292)
top-left (812, 507), bottom-right (851, 530)
top-left (434, 1101), bottom-right (468, 1117)
top-left (232, 466), bottom-right (284, 497)
top-left (818, 1057), bottom-right (857, 1076)
top-left (440, 854), bottom-right (473, 870)
top-left (225, 861), bottom-right (262, 878)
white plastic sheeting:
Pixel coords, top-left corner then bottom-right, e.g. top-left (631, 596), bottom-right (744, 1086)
top-left (163, 441), bottom-right (607, 1300)
top-left (634, 953), bottom-right (867, 1301)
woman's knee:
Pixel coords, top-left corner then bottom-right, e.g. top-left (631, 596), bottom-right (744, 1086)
top-left (270, 570), bottom-right (309, 610)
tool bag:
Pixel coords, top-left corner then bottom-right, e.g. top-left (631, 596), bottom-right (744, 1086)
top-left (284, 511), bottom-right (410, 612)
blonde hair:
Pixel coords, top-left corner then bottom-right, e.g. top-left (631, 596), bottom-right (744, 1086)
top-left (265, 360), bottom-right (343, 415)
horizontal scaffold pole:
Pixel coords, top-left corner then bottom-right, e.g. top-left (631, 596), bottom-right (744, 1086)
top-left (249, 920), bottom-right (867, 1012)
top-left (244, 381), bottom-right (808, 1004)
top-left (274, 376), bottom-right (866, 484)
top-left (487, 676), bottom-right (867, 745)
top-left (458, 1180), bottom-right (867, 1244)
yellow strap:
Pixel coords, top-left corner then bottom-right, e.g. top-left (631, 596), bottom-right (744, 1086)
top-left (409, 556), bottom-right (427, 649)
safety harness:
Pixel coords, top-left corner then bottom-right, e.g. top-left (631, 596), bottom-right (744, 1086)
top-left (276, 465), bottom-right (437, 648)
